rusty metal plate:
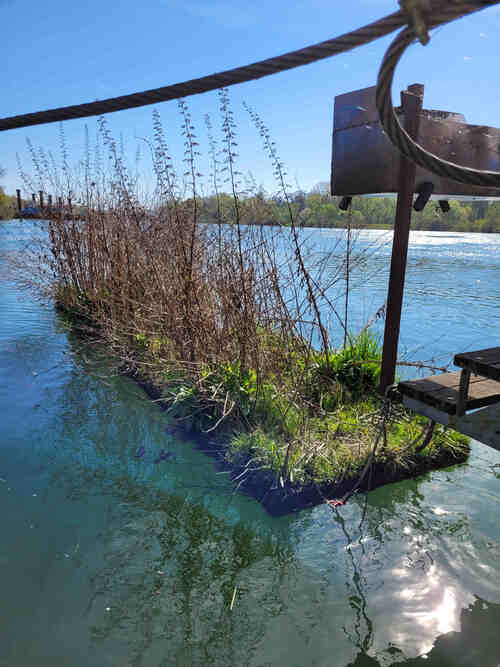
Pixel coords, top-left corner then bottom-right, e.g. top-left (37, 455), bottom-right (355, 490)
top-left (331, 86), bottom-right (500, 199)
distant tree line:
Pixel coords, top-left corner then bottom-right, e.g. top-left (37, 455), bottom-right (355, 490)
top-left (0, 166), bottom-right (21, 219)
top-left (201, 181), bottom-right (500, 233)
top-left (0, 191), bottom-right (20, 220)
top-left (3, 174), bottom-right (500, 232)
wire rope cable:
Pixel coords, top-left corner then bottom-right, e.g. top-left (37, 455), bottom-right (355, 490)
top-left (376, 1), bottom-right (500, 187)
top-left (0, 11), bottom-right (404, 132)
top-left (0, 1), bottom-right (498, 133)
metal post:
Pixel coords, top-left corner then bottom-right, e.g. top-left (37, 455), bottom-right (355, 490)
top-left (32, 193), bottom-right (36, 205)
top-left (16, 189), bottom-right (22, 212)
top-left (39, 191), bottom-right (44, 209)
top-left (379, 84), bottom-right (424, 393)
top-left (48, 194), bottom-right (53, 208)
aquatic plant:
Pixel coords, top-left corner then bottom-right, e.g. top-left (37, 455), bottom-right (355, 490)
top-left (19, 93), bottom-right (468, 502)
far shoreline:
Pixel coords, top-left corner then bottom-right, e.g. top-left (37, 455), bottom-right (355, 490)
top-left (5, 216), bottom-right (500, 234)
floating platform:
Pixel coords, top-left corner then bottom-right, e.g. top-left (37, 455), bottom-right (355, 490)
top-left (14, 211), bottom-right (86, 221)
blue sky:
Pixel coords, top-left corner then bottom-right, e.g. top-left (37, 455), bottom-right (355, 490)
top-left (2, 0), bottom-right (500, 196)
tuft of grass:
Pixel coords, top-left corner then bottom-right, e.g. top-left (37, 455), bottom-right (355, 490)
top-left (224, 399), bottom-right (469, 490)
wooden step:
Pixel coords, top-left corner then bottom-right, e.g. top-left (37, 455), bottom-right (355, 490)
top-left (398, 371), bottom-right (500, 415)
top-left (454, 347), bottom-right (500, 382)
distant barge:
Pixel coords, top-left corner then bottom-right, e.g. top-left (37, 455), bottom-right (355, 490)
top-left (14, 189), bottom-right (85, 221)
top-left (14, 208), bottom-right (86, 221)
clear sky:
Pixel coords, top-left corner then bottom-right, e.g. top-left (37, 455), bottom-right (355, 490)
top-left (2, 0), bottom-right (500, 196)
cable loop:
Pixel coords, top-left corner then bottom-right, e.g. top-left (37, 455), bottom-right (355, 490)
top-left (376, 9), bottom-right (500, 189)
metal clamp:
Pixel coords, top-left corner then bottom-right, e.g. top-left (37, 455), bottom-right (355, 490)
top-left (399, 0), bottom-right (431, 45)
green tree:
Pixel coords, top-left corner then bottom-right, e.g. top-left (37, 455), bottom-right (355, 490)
top-left (0, 166), bottom-right (19, 220)
top-left (476, 202), bottom-right (500, 233)
top-left (0, 166), bottom-right (9, 219)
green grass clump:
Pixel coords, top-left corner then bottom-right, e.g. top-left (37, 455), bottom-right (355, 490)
top-left (224, 399), bottom-right (468, 490)
top-left (152, 331), bottom-right (469, 493)
top-left (305, 330), bottom-right (382, 408)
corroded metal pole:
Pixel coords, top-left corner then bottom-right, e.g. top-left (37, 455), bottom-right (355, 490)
top-left (379, 83), bottom-right (423, 393)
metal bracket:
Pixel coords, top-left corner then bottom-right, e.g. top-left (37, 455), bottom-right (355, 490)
top-left (413, 181), bottom-right (434, 211)
top-left (339, 196), bottom-right (352, 211)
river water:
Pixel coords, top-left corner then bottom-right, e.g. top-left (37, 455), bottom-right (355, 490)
top-left (1, 220), bottom-right (499, 666)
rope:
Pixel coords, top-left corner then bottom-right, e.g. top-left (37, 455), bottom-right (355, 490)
top-left (0, 0), bottom-right (498, 133)
top-left (377, 1), bottom-right (500, 188)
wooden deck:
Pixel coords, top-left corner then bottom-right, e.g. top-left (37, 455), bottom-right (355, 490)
top-left (398, 371), bottom-right (500, 415)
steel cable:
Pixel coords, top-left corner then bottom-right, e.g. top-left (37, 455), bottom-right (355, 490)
top-left (0, 0), bottom-right (498, 134)
top-left (0, 11), bottom-right (404, 132)
top-left (377, 1), bottom-right (500, 187)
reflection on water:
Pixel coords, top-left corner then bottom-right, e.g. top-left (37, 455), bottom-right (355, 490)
top-left (1, 221), bottom-right (500, 666)
top-left (85, 503), bottom-right (294, 665)
top-left (347, 595), bottom-right (500, 667)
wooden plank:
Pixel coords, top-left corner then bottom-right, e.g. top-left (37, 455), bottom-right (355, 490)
top-left (454, 347), bottom-right (500, 382)
top-left (457, 361), bottom-right (500, 383)
top-left (399, 371), bottom-right (500, 415)
top-left (400, 371), bottom-right (484, 393)
top-left (455, 347), bottom-right (500, 365)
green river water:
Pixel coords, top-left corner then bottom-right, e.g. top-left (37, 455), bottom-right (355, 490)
top-left (1, 220), bottom-right (499, 666)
